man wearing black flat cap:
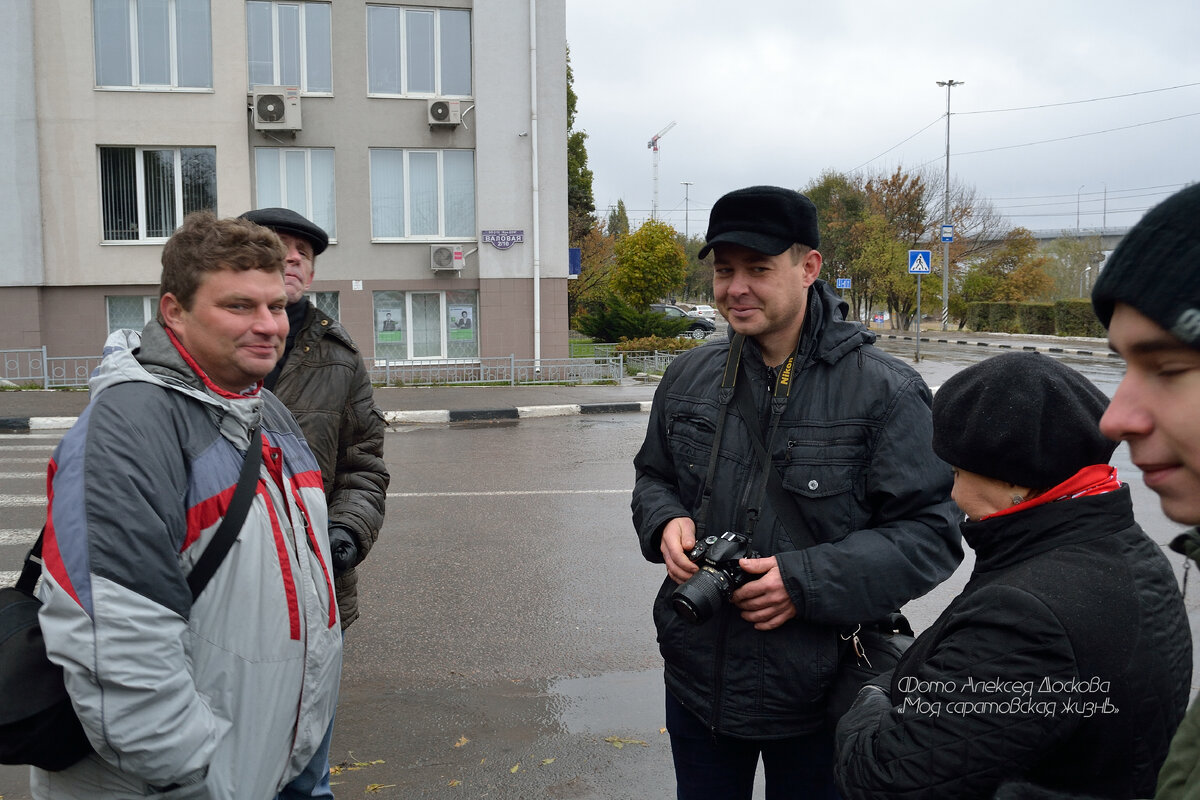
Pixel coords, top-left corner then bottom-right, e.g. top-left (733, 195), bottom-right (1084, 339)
top-left (632, 185), bottom-right (961, 798)
top-left (240, 207), bottom-right (389, 800)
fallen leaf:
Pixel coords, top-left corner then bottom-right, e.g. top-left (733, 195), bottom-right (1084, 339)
top-left (510, 763), bottom-right (520, 773)
top-left (454, 736), bottom-right (470, 748)
top-left (365, 783), bottom-right (396, 793)
top-left (541, 758), bottom-right (555, 766)
top-left (330, 765), bottom-right (345, 776)
top-left (603, 736), bottom-right (649, 749)
top-left (659, 728), bottom-right (667, 735)
top-left (448, 780), bottom-right (461, 787)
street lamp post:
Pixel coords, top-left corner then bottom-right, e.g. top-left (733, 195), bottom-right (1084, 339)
top-left (936, 79), bottom-right (963, 331)
top-left (1076, 184), bottom-right (1085, 234)
top-left (681, 181), bottom-right (694, 240)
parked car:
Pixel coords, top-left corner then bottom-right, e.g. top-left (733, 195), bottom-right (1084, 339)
top-left (690, 304), bottom-right (718, 320)
top-left (650, 303), bottom-right (716, 339)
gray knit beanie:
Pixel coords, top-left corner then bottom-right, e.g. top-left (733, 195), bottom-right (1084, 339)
top-left (1092, 183), bottom-right (1200, 348)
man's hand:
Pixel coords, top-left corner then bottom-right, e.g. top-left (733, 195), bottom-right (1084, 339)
top-left (730, 556), bottom-right (796, 630)
top-left (660, 517), bottom-right (699, 584)
top-left (328, 527), bottom-right (359, 576)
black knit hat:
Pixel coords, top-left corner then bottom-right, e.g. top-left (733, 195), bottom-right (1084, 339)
top-left (239, 207), bottom-right (329, 256)
top-left (932, 352), bottom-right (1116, 489)
top-left (698, 186), bottom-right (820, 259)
top-left (1092, 183), bottom-right (1200, 348)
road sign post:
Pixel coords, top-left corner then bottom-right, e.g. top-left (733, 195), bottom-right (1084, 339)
top-left (908, 250), bottom-right (932, 362)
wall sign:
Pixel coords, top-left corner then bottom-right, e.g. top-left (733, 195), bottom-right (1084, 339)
top-left (481, 230), bottom-right (524, 250)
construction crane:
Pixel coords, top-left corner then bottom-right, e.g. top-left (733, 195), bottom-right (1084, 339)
top-left (647, 121), bottom-right (677, 220)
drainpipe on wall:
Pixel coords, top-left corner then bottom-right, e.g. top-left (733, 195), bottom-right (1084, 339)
top-left (529, 0), bottom-right (541, 374)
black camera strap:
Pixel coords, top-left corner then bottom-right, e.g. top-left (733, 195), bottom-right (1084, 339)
top-left (695, 333), bottom-right (813, 549)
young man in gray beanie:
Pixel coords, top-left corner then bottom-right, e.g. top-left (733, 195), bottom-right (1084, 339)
top-left (1092, 182), bottom-right (1200, 799)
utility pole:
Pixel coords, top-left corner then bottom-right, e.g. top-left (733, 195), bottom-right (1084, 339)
top-left (936, 79), bottom-right (963, 331)
top-left (681, 181), bottom-right (693, 239)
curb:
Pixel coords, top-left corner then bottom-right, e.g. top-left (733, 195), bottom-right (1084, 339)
top-left (877, 334), bottom-right (1119, 359)
top-left (2, 402), bottom-right (658, 432)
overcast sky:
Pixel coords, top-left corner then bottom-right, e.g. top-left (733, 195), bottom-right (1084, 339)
top-left (565, 0), bottom-right (1200, 239)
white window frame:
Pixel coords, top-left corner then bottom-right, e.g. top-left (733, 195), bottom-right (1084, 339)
top-left (105, 295), bottom-right (157, 334)
top-left (253, 147), bottom-right (337, 240)
top-left (246, 1), bottom-right (332, 94)
top-left (94, 0), bottom-right (212, 90)
top-left (368, 148), bottom-right (475, 241)
top-left (99, 146), bottom-right (216, 243)
top-left (372, 290), bottom-right (479, 362)
top-left (365, 5), bottom-right (472, 98)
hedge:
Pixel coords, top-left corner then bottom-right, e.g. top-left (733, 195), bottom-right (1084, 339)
top-left (964, 299), bottom-right (1106, 337)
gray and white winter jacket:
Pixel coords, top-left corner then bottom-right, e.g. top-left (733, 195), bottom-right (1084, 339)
top-left (31, 321), bottom-right (342, 799)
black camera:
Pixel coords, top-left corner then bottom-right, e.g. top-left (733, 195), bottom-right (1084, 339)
top-left (671, 531), bottom-right (761, 624)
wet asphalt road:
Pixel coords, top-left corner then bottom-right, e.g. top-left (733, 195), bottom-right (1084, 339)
top-left (1, 336), bottom-right (1195, 799)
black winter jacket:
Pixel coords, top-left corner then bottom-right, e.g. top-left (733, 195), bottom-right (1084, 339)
top-left (835, 486), bottom-right (1192, 799)
top-left (632, 281), bottom-right (962, 738)
top-left (271, 302), bottom-right (390, 629)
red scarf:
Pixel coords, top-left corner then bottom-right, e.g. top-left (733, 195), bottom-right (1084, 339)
top-left (165, 327), bottom-right (263, 399)
top-left (981, 464), bottom-right (1122, 521)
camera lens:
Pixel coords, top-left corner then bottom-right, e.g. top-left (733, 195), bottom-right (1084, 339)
top-left (671, 567), bottom-right (730, 624)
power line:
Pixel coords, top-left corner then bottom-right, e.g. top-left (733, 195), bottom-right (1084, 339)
top-left (849, 116), bottom-right (944, 173)
top-left (918, 111), bottom-right (1200, 166)
top-left (990, 182), bottom-right (1187, 201)
top-left (957, 81), bottom-right (1200, 115)
top-left (992, 189), bottom-right (1180, 210)
top-left (1001, 205), bottom-right (1153, 219)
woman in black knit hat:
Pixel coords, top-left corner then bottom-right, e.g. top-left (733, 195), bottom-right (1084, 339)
top-left (835, 352), bottom-right (1191, 800)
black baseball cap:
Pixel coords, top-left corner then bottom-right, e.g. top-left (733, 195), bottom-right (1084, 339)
top-left (239, 207), bottom-right (329, 256)
top-left (698, 186), bottom-right (820, 260)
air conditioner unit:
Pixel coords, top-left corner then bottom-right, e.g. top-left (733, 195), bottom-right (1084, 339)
top-left (427, 99), bottom-right (462, 126)
top-left (252, 86), bottom-right (302, 131)
top-left (430, 244), bottom-right (464, 271)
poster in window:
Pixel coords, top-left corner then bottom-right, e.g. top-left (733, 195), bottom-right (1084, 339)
top-left (449, 305), bottom-right (475, 341)
top-left (376, 308), bottom-right (403, 342)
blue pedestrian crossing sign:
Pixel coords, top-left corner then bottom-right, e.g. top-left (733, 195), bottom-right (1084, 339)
top-left (908, 250), bottom-right (932, 274)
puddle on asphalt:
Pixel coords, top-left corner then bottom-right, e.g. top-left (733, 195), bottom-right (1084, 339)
top-left (544, 669), bottom-right (664, 735)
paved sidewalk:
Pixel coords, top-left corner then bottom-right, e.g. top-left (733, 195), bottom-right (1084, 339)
top-left (0, 380), bottom-right (662, 431)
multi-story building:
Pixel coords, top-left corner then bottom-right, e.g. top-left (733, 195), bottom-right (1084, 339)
top-left (3, 0), bottom-right (569, 366)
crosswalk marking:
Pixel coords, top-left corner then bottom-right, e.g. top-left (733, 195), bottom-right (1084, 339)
top-left (0, 529), bottom-right (40, 546)
top-left (0, 472), bottom-right (44, 480)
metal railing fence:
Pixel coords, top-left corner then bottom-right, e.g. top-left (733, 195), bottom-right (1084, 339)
top-left (1, 347), bottom-right (679, 390)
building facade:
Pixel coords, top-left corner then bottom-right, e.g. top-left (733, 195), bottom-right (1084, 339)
top-left (2, 0), bottom-right (569, 364)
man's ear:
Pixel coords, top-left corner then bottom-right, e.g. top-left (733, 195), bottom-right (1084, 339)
top-left (801, 249), bottom-right (823, 288)
top-left (160, 293), bottom-right (184, 327)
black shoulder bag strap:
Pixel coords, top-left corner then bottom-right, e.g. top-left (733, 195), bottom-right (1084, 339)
top-left (20, 428), bottom-right (262, 602)
top-left (731, 362), bottom-right (818, 549)
top-left (186, 427), bottom-right (263, 600)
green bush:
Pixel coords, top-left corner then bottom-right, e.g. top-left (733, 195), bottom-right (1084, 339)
top-left (1017, 303), bottom-right (1056, 335)
top-left (964, 302), bottom-right (987, 332)
top-left (1054, 299), bottom-right (1107, 337)
top-left (987, 302), bottom-right (1021, 333)
top-left (613, 336), bottom-right (703, 353)
top-left (572, 295), bottom-right (690, 342)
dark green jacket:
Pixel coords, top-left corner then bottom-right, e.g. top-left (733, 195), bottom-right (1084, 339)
top-left (1156, 529), bottom-right (1200, 799)
top-left (271, 302), bottom-right (389, 629)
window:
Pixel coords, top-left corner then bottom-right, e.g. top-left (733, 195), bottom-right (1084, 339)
top-left (366, 6), bottom-right (471, 96)
top-left (369, 149), bottom-right (474, 239)
top-left (94, 0), bottom-right (212, 89)
top-left (373, 290), bottom-right (478, 360)
top-left (100, 146), bottom-right (216, 241)
top-left (247, 1), bottom-right (332, 93)
top-left (106, 295), bottom-right (156, 333)
top-left (254, 148), bottom-right (336, 239)
top-left (310, 291), bottom-right (339, 320)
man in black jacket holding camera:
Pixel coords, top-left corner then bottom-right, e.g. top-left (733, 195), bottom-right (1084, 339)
top-left (632, 185), bottom-right (961, 799)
